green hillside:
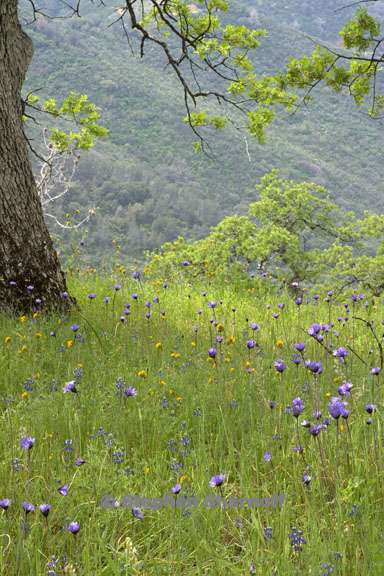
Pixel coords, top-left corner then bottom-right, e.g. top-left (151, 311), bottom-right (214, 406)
top-left (24, 0), bottom-right (384, 263)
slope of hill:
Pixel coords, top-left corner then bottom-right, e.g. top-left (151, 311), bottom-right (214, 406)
top-left (24, 0), bottom-right (384, 263)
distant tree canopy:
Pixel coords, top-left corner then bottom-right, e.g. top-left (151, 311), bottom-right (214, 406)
top-left (23, 0), bottom-right (384, 148)
top-left (22, 0), bottom-right (298, 151)
top-left (1, 0), bottom-right (383, 313)
top-left (146, 171), bottom-right (384, 295)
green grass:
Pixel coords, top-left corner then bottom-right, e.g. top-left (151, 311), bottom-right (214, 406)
top-left (0, 272), bottom-right (383, 574)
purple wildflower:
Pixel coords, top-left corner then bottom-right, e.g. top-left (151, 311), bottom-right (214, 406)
top-left (20, 436), bottom-right (35, 451)
top-left (0, 499), bottom-right (11, 511)
top-left (308, 323), bottom-right (321, 337)
top-left (365, 404), bottom-right (376, 414)
top-left (39, 504), bottom-right (51, 518)
top-left (132, 506), bottom-right (144, 520)
top-left (67, 521), bottom-right (80, 535)
top-left (289, 527), bottom-right (307, 552)
top-left (338, 382), bottom-right (353, 396)
top-left (124, 386), bottom-right (137, 398)
top-left (63, 380), bottom-right (77, 394)
top-left (305, 360), bottom-right (323, 374)
top-left (22, 501), bottom-right (35, 514)
top-left (292, 397), bottom-right (304, 418)
top-left (302, 473), bottom-right (311, 486)
top-left (274, 359), bottom-right (286, 373)
top-left (292, 354), bottom-right (302, 365)
top-left (75, 457), bottom-right (86, 466)
top-left (209, 474), bottom-right (226, 488)
top-left (328, 397), bottom-right (345, 420)
top-left (309, 424), bottom-right (322, 437)
top-left (58, 485), bottom-right (69, 496)
top-left (294, 342), bottom-right (305, 352)
top-left (171, 483), bottom-right (182, 495)
top-left (333, 347), bottom-right (348, 361)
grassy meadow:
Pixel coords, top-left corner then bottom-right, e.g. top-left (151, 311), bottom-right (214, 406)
top-left (0, 272), bottom-right (383, 575)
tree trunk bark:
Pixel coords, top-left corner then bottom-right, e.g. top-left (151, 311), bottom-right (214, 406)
top-left (0, 0), bottom-right (72, 314)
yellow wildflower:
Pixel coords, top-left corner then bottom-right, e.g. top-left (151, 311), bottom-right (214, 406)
top-left (137, 370), bottom-right (147, 378)
top-left (155, 342), bottom-right (162, 350)
top-left (21, 391), bottom-right (29, 400)
top-left (20, 315), bottom-right (27, 323)
top-left (4, 336), bottom-right (12, 345)
top-left (159, 380), bottom-right (166, 386)
top-left (276, 339), bottom-right (284, 348)
top-left (35, 332), bottom-right (43, 338)
top-left (66, 339), bottom-right (74, 349)
top-left (191, 341), bottom-right (196, 347)
top-left (171, 352), bottom-right (181, 359)
top-left (227, 335), bottom-right (235, 344)
top-left (144, 466), bottom-right (150, 475)
top-left (217, 323), bottom-right (225, 333)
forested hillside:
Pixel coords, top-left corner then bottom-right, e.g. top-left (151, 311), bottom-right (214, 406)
top-left (25, 0), bottom-right (384, 263)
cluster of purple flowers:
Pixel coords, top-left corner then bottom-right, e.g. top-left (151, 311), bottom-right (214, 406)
top-left (328, 397), bottom-right (350, 420)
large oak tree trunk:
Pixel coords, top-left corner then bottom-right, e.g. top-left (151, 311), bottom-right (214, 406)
top-left (0, 0), bottom-right (72, 313)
